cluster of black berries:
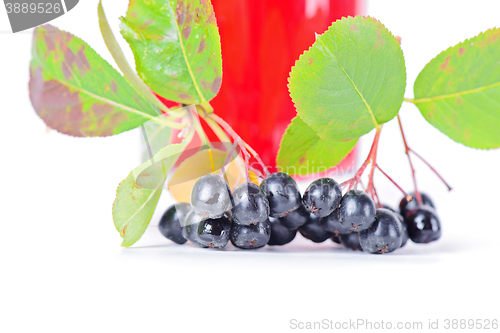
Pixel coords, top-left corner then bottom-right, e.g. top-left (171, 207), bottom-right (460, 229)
top-left (158, 172), bottom-right (442, 254)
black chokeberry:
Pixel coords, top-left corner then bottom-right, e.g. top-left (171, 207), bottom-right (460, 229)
top-left (231, 182), bottom-right (270, 225)
top-left (359, 208), bottom-right (403, 254)
top-left (268, 218), bottom-right (297, 246)
top-left (197, 216), bottom-right (232, 248)
top-left (260, 172), bottom-right (301, 218)
top-left (322, 209), bottom-right (352, 235)
top-left (331, 234), bottom-right (342, 244)
top-left (302, 178), bottom-right (342, 217)
top-left (340, 232), bottom-right (362, 251)
top-left (399, 192), bottom-right (435, 217)
top-left (279, 204), bottom-right (309, 230)
top-left (182, 211), bottom-right (209, 248)
top-left (191, 174), bottom-right (232, 218)
top-left (405, 206), bottom-right (441, 244)
top-left (338, 190), bottom-right (376, 232)
top-left (298, 214), bottom-right (331, 243)
top-left (230, 220), bottom-right (271, 249)
top-left (158, 203), bottom-right (191, 244)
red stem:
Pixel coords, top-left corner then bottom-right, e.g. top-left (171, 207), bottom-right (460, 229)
top-left (209, 113), bottom-right (269, 177)
top-left (397, 114), bottom-right (423, 205)
top-left (219, 141), bottom-right (239, 178)
top-left (410, 150), bottom-right (453, 191)
top-left (340, 127), bottom-right (383, 202)
top-left (376, 164), bottom-right (409, 198)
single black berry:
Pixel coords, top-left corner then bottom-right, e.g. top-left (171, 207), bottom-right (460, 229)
top-left (298, 214), bottom-right (331, 243)
top-left (322, 209), bottom-right (352, 235)
top-left (231, 182), bottom-right (270, 225)
top-left (279, 204), bottom-right (309, 230)
top-left (191, 174), bottom-right (232, 218)
top-left (158, 203), bottom-right (191, 244)
top-left (268, 218), bottom-right (297, 246)
top-left (260, 172), bottom-right (301, 218)
top-left (340, 232), bottom-right (362, 251)
top-left (182, 211), bottom-right (209, 248)
top-left (302, 178), bottom-right (342, 217)
top-left (197, 216), bottom-right (232, 248)
top-left (399, 192), bottom-right (435, 217)
top-left (230, 220), bottom-right (271, 249)
top-left (405, 206), bottom-right (441, 244)
top-left (338, 190), bottom-right (376, 232)
top-left (359, 208), bottom-right (403, 254)
top-left (382, 204), bottom-right (396, 212)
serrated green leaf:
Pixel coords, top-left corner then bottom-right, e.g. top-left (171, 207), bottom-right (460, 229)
top-left (276, 116), bottom-right (357, 175)
top-left (120, 0), bottom-right (222, 107)
top-left (29, 24), bottom-right (161, 137)
top-left (289, 16), bottom-right (406, 142)
top-left (98, 0), bottom-right (167, 114)
top-left (113, 143), bottom-right (186, 247)
top-left (412, 28), bottom-right (500, 149)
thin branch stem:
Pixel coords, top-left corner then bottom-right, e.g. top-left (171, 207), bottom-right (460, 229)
top-left (340, 126), bottom-right (383, 199)
top-left (219, 141), bottom-right (239, 177)
top-left (397, 114), bottom-right (423, 205)
top-left (410, 150), bottom-right (453, 191)
top-left (376, 165), bottom-right (409, 197)
top-left (209, 113), bottom-right (269, 176)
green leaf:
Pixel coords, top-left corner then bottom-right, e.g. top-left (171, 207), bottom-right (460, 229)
top-left (98, 0), bottom-right (166, 114)
top-left (120, 0), bottom-right (222, 107)
top-left (412, 28), bottom-right (500, 149)
top-left (288, 16), bottom-right (406, 142)
top-left (113, 143), bottom-right (186, 247)
top-left (276, 116), bottom-right (357, 175)
top-left (29, 24), bottom-right (161, 137)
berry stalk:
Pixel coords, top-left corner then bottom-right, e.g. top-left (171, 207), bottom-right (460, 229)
top-left (397, 114), bottom-right (423, 205)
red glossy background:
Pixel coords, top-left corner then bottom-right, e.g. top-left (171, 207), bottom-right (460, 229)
top-left (210, 0), bottom-right (360, 171)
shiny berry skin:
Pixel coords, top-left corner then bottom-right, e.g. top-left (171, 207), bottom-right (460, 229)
top-left (260, 172), bottom-right (301, 218)
top-left (382, 204), bottom-right (396, 212)
top-left (399, 192), bottom-right (435, 217)
top-left (302, 178), bottom-right (342, 217)
top-left (268, 218), bottom-right (297, 246)
top-left (191, 174), bottom-right (232, 218)
top-left (197, 216), bottom-right (232, 248)
top-left (395, 213), bottom-right (409, 248)
top-left (182, 211), bottom-right (209, 248)
top-left (231, 183), bottom-right (270, 225)
top-left (338, 190), bottom-right (376, 232)
top-left (322, 209), bottom-right (352, 235)
top-left (279, 204), bottom-right (309, 230)
top-left (405, 206), bottom-right (441, 244)
top-left (230, 220), bottom-right (271, 249)
top-left (298, 214), bottom-right (331, 243)
top-left (158, 203), bottom-right (191, 244)
top-left (331, 234), bottom-right (342, 244)
top-left (359, 209), bottom-right (403, 254)
top-left (340, 232), bottom-right (362, 251)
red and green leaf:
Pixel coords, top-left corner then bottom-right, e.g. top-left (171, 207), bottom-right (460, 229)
top-left (29, 24), bottom-right (160, 137)
top-left (120, 0), bottom-right (222, 107)
top-left (113, 143), bottom-right (186, 247)
top-left (412, 28), bottom-right (500, 149)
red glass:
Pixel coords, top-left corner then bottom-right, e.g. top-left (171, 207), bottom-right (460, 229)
top-left (210, 0), bottom-right (361, 171)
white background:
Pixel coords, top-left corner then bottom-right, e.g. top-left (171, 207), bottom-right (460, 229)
top-left (1, 1), bottom-right (500, 332)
